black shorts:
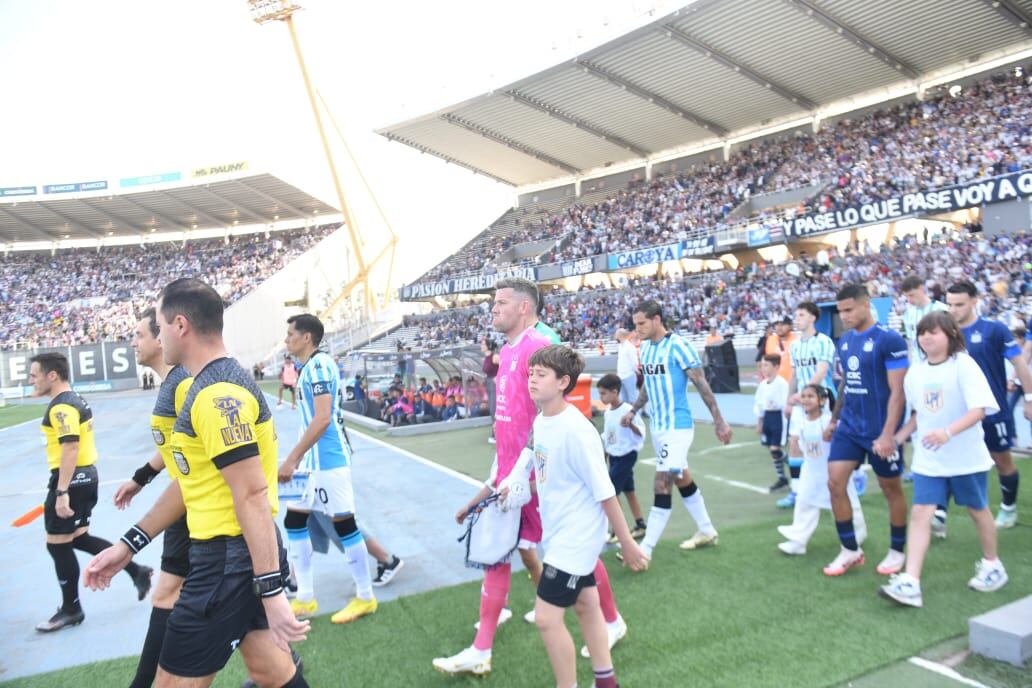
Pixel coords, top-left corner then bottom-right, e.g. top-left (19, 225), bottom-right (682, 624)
top-left (761, 410), bottom-right (784, 447)
top-left (159, 532), bottom-right (289, 678)
top-left (608, 451), bottom-right (638, 494)
top-left (160, 515), bottom-right (191, 578)
top-left (536, 564), bottom-right (596, 608)
top-left (44, 466), bottom-right (98, 535)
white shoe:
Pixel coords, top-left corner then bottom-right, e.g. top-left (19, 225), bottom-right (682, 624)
top-left (473, 606), bottom-right (512, 631)
top-left (879, 573), bottom-right (923, 608)
top-left (679, 530), bottom-right (719, 550)
top-left (968, 559), bottom-right (1008, 592)
top-left (778, 540), bottom-right (806, 556)
top-left (995, 506), bottom-right (1018, 529)
top-left (776, 525), bottom-right (798, 541)
top-left (876, 549), bottom-right (906, 576)
top-left (931, 509), bottom-right (948, 539)
top-left (823, 547), bottom-right (864, 577)
top-left (580, 615), bottom-right (627, 658)
top-left (523, 609), bottom-right (535, 624)
top-left (432, 646), bottom-right (492, 676)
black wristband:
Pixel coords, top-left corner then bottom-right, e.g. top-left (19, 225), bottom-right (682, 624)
top-left (252, 571), bottom-right (284, 599)
top-left (132, 462), bottom-right (160, 487)
top-left (121, 525), bottom-right (152, 554)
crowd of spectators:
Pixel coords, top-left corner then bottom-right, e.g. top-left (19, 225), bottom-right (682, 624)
top-left (396, 229), bottom-right (1032, 351)
top-left (417, 66), bottom-right (1031, 280)
top-left (0, 224), bottom-right (338, 350)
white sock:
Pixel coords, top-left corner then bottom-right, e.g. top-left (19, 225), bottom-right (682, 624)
top-left (287, 533), bottom-right (315, 602)
top-left (607, 614), bottom-right (624, 631)
top-left (682, 491), bottom-right (716, 536)
top-left (641, 507), bottom-right (671, 555)
top-left (343, 537), bottom-right (374, 600)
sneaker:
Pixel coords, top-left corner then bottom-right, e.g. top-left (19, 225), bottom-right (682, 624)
top-left (331, 596), bottom-right (378, 624)
top-left (290, 597), bottom-right (318, 619)
top-left (769, 476), bottom-right (790, 492)
top-left (372, 556), bottom-right (405, 587)
top-left (823, 547), bottom-right (865, 577)
top-left (876, 550), bottom-right (906, 576)
top-left (35, 606), bottom-right (85, 633)
top-left (775, 492), bottom-right (796, 509)
top-left (285, 575), bottom-right (298, 598)
top-left (679, 531), bottom-right (719, 550)
top-left (523, 609), bottom-right (535, 624)
top-left (879, 573), bottom-right (923, 608)
top-left (776, 524), bottom-right (797, 541)
top-left (132, 565), bottom-right (154, 601)
top-left (432, 646), bottom-right (492, 676)
top-left (581, 615), bottom-right (627, 658)
top-left (473, 606), bottom-right (512, 631)
top-left (931, 510), bottom-right (948, 540)
top-left (630, 523), bottom-right (647, 540)
top-left (968, 559), bottom-right (1008, 592)
top-left (487, 436), bottom-right (496, 445)
top-left (778, 540), bottom-right (806, 556)
top-left (995, 506), bottom-right (1018, 529)
top-left (241, 651), bottom-right (303, 687)
top-left (606, 531), bottom-right (620, 545)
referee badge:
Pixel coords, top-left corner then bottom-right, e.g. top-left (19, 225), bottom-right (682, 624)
top-left (172, 449), bottom-right (190, 475)
top-left (151, 428), bottom-right (165, 446)
top-left (923, 384), bottom-right (943, 413)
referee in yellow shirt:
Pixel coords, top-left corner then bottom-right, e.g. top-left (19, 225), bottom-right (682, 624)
top-left (84, 278), bottom-right (308, 687)
top-left (29, 352), bottom-right (152, 633)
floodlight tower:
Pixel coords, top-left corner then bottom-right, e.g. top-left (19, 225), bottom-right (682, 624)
top-left (249, 0), bottom-right (373, 319)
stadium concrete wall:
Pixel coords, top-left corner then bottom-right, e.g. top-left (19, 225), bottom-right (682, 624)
top-left (982, 196), bottom-right (1032, 236)
top-left (224, 227), bottom-right (351, 368)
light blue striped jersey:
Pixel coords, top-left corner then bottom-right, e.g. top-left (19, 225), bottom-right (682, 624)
top-left (639, 333), bottom-right (702, 432)
top-left (789, 331), bottom-right (836, 393)
top-left (902, 299), bottom-right (948, 360)
top-left (297, 351), bottom-right (351, 470)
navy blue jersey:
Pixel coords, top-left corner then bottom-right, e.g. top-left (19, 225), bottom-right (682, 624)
top-left (961, 317), bottom-right (1022, 415)
top-left (836, 323), bottom-right (909, 438)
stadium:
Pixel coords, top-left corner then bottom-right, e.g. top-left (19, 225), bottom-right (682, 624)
top-left (2, 0), bottom-right (1032, 686)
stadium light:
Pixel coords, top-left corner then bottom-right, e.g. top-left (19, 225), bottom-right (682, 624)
top-left (248, 0), bottom-right (376, 321)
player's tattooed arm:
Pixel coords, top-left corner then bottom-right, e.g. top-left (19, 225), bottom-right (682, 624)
top-left (687, 367), bottom-right (732, 444)
top-left (621, 387), bottom-right (648, 427)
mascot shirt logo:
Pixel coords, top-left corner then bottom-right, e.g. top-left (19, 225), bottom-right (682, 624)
top-left (214, 396), bottom-right (254, 446)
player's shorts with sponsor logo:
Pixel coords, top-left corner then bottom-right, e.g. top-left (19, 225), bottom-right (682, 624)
top-left (650, 428), bottom-right (695, 474)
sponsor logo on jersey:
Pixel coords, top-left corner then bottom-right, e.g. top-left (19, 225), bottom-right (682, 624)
top-left (863, 339), bottom-right (874, 352)
top-left (971, 331), bottom-right (983, 344)
top-left (642, 363), bottom-right (668, 375)
top-left (214, 396), bottom-right (254, 446)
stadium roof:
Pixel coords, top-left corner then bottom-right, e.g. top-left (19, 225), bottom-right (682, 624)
top-left (378, 0), bottom-right (1032, 187)
top-left (0, 171), bottom-right (338, 243)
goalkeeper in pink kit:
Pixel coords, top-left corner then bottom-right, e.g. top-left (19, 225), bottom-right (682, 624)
top-left (433, 278), bottom-right (629, 677)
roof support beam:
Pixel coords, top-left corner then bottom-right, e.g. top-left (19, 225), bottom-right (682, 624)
top-left (979, 0), bottom-right (1032, 33)
top-left (79, 199), bottom-right (145, 233)
top-left (157, 191), bottom-right (231, 229)
top-left (440, 114), bottom-right (581, 175)
top-left (382, 134), bottom-right (519, 185)
top-left (117, 195), bottom-right (194, 232)
top-left (232, 179), bottom-right (311, 219)
top-left (660, 24), bottom-right (817, 109)
top-left (195, 186), bottom-right (274, 226)
top-left (36, 202), bottom-right (104, 238)
top-left (0, 206), bottom-right (61, 241)
top-left (783, 0), bottom-right (920, 79)
top-left (505, 90), bottom-right (651, 158)
top-left (575, 59), bottom-right (730, 136)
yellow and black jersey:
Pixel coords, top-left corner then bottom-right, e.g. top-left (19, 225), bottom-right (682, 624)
top-left (171, 357), bottom-right (278, 540)
top-left (41, 391), bottom-right (98, 470)
top-left (151, 365), bottom-right (194, 481)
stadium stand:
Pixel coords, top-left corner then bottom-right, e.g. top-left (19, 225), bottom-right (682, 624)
top-left (0, 223), bottom-right (339, 350)
top-left (410, 67), bottom-right (1031, 281)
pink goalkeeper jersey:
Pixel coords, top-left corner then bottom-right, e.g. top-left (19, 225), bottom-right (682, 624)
top-left (495, 327), bottom-right (550, 482)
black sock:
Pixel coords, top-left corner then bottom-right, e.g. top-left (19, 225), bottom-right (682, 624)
top-left (789, 462), bottom-right (801, 480)
top-left (835, 519), bottom-right (858, 551)
top-left (47, 542), bottom-right (80, 612)
top-left (130, 606), bottom-right (171, 688)
top-left (770, 449), bottom-right (787, 478)
top-left (281, 666), bottom-right (309, 687)
top-left (1000, 471), bottom-right (1019, 507)
top-left (890, 523), bottom-right (907, 553)
top-left (635, 518), bottom-right (646, 529)
top-left (73, 533), bottom-right (141, 578)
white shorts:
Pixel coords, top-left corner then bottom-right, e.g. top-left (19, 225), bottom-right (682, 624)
top-left (283, 467), bottom-right (356, 517)
top-left (650, 428), bottom-right (694, 475)
top-left (788, 406), bottom-right (806, 438)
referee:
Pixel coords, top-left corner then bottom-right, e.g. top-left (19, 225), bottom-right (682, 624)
top-left (84, 278), bottom-right (308, 687)
top-left (29, 352), bottom-right (152, 633)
